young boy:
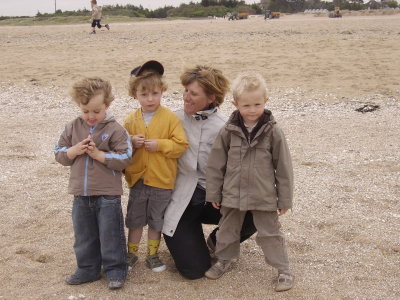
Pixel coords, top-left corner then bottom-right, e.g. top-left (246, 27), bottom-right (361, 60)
top-left (124, 60), bottom-right (189, 272)
top-left (54, 77), bottom-right (132, 290)
top-left (204, 72), bottom-right (294, 292)
top-left (90, 0), bottom-right (110, 34)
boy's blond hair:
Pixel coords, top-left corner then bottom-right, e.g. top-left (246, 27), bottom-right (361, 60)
top-left (180, 65), bottom-right (229, 108)
top-left (128, 71), bottom-right (167, 98)
top-left (70, 77), bottom-right (114, 106)
top-left (231, 72), bottom-right (268, 102)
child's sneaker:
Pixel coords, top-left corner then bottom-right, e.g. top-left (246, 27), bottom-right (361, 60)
top-left (105, 24), bottom-right (110, 30)
top-left (275, 273), bottom-right (294, 292)
top-left (108, 279), bottom-right (124, 290)
top-left (204, 259), bottom-right (232, 279)
top-left (145, 254), bottom-right (166, 272)
top-left (127, 253), bottom-right (138, 270)
top-left (65, 273), bottom-right (100, 285)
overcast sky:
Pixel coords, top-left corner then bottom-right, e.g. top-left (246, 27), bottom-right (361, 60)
top-left (0, 0), bottom-right (258, 17)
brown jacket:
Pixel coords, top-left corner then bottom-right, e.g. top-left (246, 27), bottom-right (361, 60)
top-left (206, 110), bottom-right (293, 211)
top-left (54, 113), bottom-right (132, 196)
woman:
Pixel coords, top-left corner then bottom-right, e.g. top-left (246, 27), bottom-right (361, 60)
top-left (162, 65), bottom-right (256, 279)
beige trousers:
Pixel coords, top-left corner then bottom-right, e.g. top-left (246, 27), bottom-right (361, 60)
top-left (215, 206), bottom-right (290, 273)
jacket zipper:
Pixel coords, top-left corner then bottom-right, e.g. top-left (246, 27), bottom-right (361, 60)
top-left (84, 126), bottom-right (95, 196)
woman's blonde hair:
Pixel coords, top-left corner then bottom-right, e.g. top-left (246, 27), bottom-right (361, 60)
top-left (70, 77), bottom-right (114, 105)
top-left (231, 72), bottom-right (268, 102)
top-left (180, 65), bottom-right (229, 107)
top-left (128, 71), bottom-right (167, 98)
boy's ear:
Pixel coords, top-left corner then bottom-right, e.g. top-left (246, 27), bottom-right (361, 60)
top-left (231, 100), bottom-right (238, 108)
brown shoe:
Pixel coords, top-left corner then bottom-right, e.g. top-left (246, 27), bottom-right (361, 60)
top-left (275, 273), bottom-right (294, 292)
top-left (105, 24), bottom-right (110, 30)
top-left (205, 259), bottom-right (232, 279)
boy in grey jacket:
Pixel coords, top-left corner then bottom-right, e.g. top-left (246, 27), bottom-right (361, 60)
top-left (205, 73), bottom-right (294, 292)
top-left (54, 77), bottom-right (132, 290)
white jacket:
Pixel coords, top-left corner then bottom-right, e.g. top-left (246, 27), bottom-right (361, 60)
top-left (162, 108), bottom-right (227, 237)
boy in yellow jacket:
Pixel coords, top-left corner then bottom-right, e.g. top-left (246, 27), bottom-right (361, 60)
top-left (124, 60), bottom-right (188, 272)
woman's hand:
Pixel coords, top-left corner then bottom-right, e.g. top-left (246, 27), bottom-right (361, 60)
top-left (212, 202), bottom-right (221, 209)
top-left (144, 139), bottom-right (158, 152)
top-left (132, 134), bottom-right (145, 148)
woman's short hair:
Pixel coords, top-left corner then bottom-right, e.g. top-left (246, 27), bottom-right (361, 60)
top-left (231, 72), bottom-right (268, 102)
top-left (180, 65), bottom-right (229, 107)
top-left (128, 70), bottom-right (167, 98)
top-left (70, 77), bottom-right (114, 106)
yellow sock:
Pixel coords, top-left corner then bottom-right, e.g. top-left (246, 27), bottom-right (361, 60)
top-left (128, 242), bottom-right (139, 255)
top-left (147, 239), bottom-right (161, 256)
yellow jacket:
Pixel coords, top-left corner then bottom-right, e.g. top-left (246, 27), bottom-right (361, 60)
top-left (123, 106), bottom-right (189, 189)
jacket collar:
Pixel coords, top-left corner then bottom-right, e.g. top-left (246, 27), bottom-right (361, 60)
top-left (191, 107), bottom-right (217, 121)
top-left (226, 109), bottom-right (273, 143)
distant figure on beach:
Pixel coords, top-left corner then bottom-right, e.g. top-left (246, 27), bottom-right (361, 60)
top-left (204, 72), bottom-right (294, 292)
top-left (54, 77), bottom-right (131, 290)
top-left (90, 0), bottom-right (110, 34)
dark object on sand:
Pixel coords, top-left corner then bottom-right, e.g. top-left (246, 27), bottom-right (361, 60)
top-left (355, 104), bottom-right (380, 113)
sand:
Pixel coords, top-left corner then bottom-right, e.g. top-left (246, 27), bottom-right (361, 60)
top-left (0, 13), bottom-right (399, 299)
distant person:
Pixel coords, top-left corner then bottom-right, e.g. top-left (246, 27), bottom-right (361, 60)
top-left (123, 60), bottom-right (189, 272)
top-left (204, 72), bottom-right (295, 292)
top-left (54, 77), bottom-right (132, 290)
top-left (90, 0), bottom-right (110, 34)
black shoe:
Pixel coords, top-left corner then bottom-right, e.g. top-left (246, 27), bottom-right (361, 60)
top-left (65, 273), bottom-right (100, 285)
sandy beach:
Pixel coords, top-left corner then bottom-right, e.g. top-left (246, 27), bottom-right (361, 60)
top-left (0, 13), bottom-right (399, 299)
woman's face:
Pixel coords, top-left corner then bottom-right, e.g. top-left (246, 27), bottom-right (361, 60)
top-left (183, 81), bottom-right (215, 115)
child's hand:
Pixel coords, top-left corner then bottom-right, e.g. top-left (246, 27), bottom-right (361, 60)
top-left (132, 134), bottom-right (145, 148)
top-left (278, 208), bottom-right (288, 216)
top-left (212, 202), bottom-right (221, 209)
top-left (67, 137), bottom-right (91, 160)
top-left (144, 139), bottom-right (158, 152)
top-left (87, 140), bottom-right (105, 163)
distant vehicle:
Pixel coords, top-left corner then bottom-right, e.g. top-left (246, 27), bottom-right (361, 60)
top-left (329, 7), bottom-right (342, 18)
top-left (228, 11), bottom-right (238, 20)
top-left (264, 10), bottom-right (280, 19)
top-left (238, 12), bottom-right (249, 19)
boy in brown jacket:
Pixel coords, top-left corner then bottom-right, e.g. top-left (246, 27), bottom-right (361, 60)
top-left (54, 77), bottom-right (132, 290)
top-left (205, 72), bottom-right (294, 292)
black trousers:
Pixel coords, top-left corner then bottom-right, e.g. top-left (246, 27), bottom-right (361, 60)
top-left (91, 19), bottom-right (102, 28)
top-left (163, 187), bottom-right (256, 280)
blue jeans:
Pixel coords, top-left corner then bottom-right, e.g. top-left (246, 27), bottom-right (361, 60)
top-left (72, 195), bottom-right (127, 281)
